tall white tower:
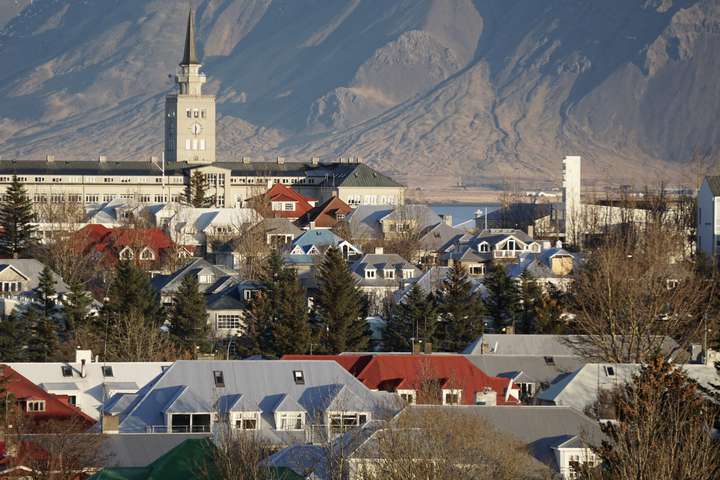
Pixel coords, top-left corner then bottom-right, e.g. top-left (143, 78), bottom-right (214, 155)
top-left (164, 8), bottom-right (216, 164)
top-left (562, 155), bottom-right (582, 245)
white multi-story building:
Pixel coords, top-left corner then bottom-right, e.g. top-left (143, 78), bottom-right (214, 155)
top-left (697, 176), bottom-right (720, 262)
top-left (0, 9), bottom-right (405, 211)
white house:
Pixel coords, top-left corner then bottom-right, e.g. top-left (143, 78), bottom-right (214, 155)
top-left (6, 349), bottom-right (170, 420)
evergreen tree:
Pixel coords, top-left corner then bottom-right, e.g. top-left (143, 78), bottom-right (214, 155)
top-left (36, 265), bottom-right (57, 318)
top-left (25, 307), bottom-right (59, 362)
top-left (484, 263), bottom-right (520, 331)
top-left (384, 284), bottom-right (438, 352)
top-left (168, 273), bottom-right (210, 352)
top-left (246, 253), bottom-right (311, 357)
top-left (61, 279), bottom-right (93, 334)
top-left (436, 263), bottom-right (485, 351)
top-left (0, 314), bottom-right (29, 361)
top-left (313, 247), bottom-right (370, 354)
top-left (534, 284), bottom-right (567, 334)
top-left (0, 175), bottom-right (36, 258)
top-left (517, 271), bottom-right (543, 333)
top-left (105, 260), bottom-right (161, 325)
top-left (183, 171), bottom-right (213, 208)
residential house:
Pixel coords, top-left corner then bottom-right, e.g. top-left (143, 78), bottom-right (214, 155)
top-left (698, 176), bottom-right (720, 262)
top-left (456, 204), bottom-right (557, 237)
top-left (90, 437), bottom-right (305, 480)
top-left (101, 360), bottom-right (396, 445)
top-left (284, 354), bottom-right (520, 406)
top-left (255, 218), bottom-right (303, 247)
top-left (506, 247), bottom-right (578, 290)
top-left (0, 364), bottom-right (95, 430)
top-left (393, 266), bottom-right (484, 305)
top-left (247, 183), bottom-right (316, 220)
top-left (416, 216), bottom-right (464, 264)
top-left (72, 224), bottom-right (180, 268)
top-left (312, 161), bottom-right (405, 207)
top-left (152, 258), bottom-right (254, 337)
top-left (155, 205), bottom-right (261, 254)
top-left (6, 349), bottom-right (170, 421)
top-left (284, 229), bottom-right (362, 289)
top-left (0, 259), bottom-right (69, 316)
top-left (297, 195), bottom-right (352, 229)
top-left (439, 228), bottom-right (541, 278)
top-left (350, 249), bottom-right (421, 314)
top-left (345, 204), bottom-right (440, 242)
top-left (537, 363), bottom-right (720, 415)
top-left (348, 405), bottom-right (602, 480)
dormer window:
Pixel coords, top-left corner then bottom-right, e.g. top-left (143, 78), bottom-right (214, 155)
top-left (119, 247), bottom-right (134, 260)
top-left (365, 268), bottom-right (376, 279)
top-left (384, 269), bottom-right (395, 279)
top-left (27, 400), bottom-right (46, 412)
top-left (243, 289), bottom-right (258, 301)
top-left (198, 274), bottom-right (215, 284)
top-left (293, 370), bottom-right (305, 385)
top-left (213, 370), bottom-right (225, 387)
top-left (478, 242), bottom-right (490, 253)
top-left (397, 389), bottom-right (416, 404)
top-left (402, 269), bottom-right (414, 279)
top-left (277, 412), bottom-right (304, 431)
top-left (139, 247), bottom-right (155, 261)
top-left (442, 389), bottom-right (462, 405)
top-left (506, 238), bottom-right (518, 251)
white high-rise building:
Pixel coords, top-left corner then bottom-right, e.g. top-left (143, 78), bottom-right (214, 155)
top-left (562, 155), bottom-right (582, 244)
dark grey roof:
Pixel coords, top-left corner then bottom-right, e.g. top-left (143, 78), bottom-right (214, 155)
top-left (466, 355), bottom-right (585, 387)
top-left (0, 160), bottom-right (179, 176)
top-left (418, 222), bottom-right (464, 252)
top-left (181, 8), bottom-right (200, 66)
top-left (351, 253), bottom-right (421, 287)
top-left (318, 163), bottom-right (403, 188)
top-left (151, 258), bottom-right (238, 295)
top-left (255, 218), bottom-right (303, 237)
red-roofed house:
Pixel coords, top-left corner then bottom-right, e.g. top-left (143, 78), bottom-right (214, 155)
top-left (72, 224), bottom-right (182, 267)
top-left (281, 354), bottom-right (520, 406)
top-left (296, 196), bottom-right (352, 229)
top-left (0, 365), bottom-right (95, 431)
top-left (250, 183), bottom-right (316, 220)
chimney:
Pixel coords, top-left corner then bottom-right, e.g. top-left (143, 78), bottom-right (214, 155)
top-left (46, 155), bottom-right (55, 163)
top-left (102, 413), bottom-right (120, 434)
top-left (277, 156), bottom-right (285, 165)
top-left (527, 224), bottom-right (534, 239)
top-left (309, 221), bottom-right (316, 229)
top-left (504, 325), bottom-right (515, 335)
top-left (555, 240), bottom-right (563, 249)
top-left (423, 342), bottom-right (433, 354)
top-left (412, 343), bottom-right (421, 355)
top-left (440, 214), bottom-right (452, 226)
top-left (355, 156), bottom-right (362, 164)
top-left (242, 156), bottom-right (251, 164)
top-left (374, 246), bottom-right (384, 255)
top-left (98, 155), bottom-right (107, 163)
top-left (311, 156), bottom-right (320, 166)
top-left (81, 359), bottom-right (87, 378)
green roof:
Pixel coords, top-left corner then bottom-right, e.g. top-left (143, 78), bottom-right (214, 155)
top-left (90, 439), bottom-right (305, 480)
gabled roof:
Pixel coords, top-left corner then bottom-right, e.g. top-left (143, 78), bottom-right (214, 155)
top-left (705, 176), bottom-right (720, 196)
top-left (418, 222), bottom-right (465, 252)
top-left (466, 355), bottom-right (585, 388)
top-left (297, 196), bottom-right (352, 229)
top-left (318, 163), bottom-right (403, 188)
top-left (0, 365), bottom-right (94, 428)
top-left (289, 229), bottom-right (357, 253)
top-left (253, 218), bottom-right (303, 237)
top-left (216, 393), bottom-right (260, 413)
top-left (346, 205), bottom-right (395, 240)
top-left (0, 259), bottom-right (69, 295)
top-left (272, 394), bottom-right (306, 413)
top-left (151, 258), bottom-right (238, 295)
top-left (350, 253), bottom-right (420, 286)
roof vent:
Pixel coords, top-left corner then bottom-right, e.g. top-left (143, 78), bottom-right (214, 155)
top-left (293, 370), bottom-right (305, 385)
top-left (213, 370), bottom-right (225, 387)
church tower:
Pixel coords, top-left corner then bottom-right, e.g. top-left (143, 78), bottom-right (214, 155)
top-left (165, 8), bottom-right (216, 164)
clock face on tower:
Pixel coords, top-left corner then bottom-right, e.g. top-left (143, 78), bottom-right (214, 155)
top-left (191, 122), bottom-right (203, 135)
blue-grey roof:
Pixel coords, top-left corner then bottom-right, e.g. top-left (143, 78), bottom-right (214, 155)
top-left (0, 259), bottom-right (69, 296)
top-left (351, 253), bottom-right (421, 287)
top-left (111, 360), bottom-right (395, 439)
top-left (290, 229), bottom-right (348, 251)
top-left (346, 206), bottom-right (394, 240)
top-left (151, 258), bottom-right (238, 295)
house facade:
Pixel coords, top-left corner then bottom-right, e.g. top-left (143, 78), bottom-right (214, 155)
top-left (350, 249), bottom-right (421, 314)
top-left (0, 260), bottom-right (69, 316)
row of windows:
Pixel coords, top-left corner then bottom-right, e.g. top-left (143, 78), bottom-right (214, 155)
top-left (1, 281), bottom-right (22, 293)
top-left (185, 138), bottom-right (206, 151)
top-left (186, 108), bottom-right (207, 118)
top-left (347, 194), bottom-right (398, 206)
top-left (30, 193), bottom-right (181, 204)
top-left (2, 176), bottom-right (171, 184)
top-left (364, 268), bottom-right (414, 280)
top-left (216, 315), bottom-right (242, 330)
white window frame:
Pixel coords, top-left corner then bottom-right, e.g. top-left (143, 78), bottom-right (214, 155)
top-left (139, 247), bottom-right (155, 261)
top-left (397, 389), bottom-right (416, 404)
top-left (119, 246), bottom-right (134, 260)
top-left (231, 411), bottom-right (260, 430)
top-left (327, 411), bottom-right (369, 433)
top-left (478, 242), bottom-right (490, 253)
top-left (442, 389), bottom-right (462, 405)
top-left (27, 400), bottom-right (46, 412)
top-left (216, 314), bottom-right (242, 330)
top-left (402, 269), bottom-right (414, 279)
top-left (365, 268), bottom-right (376, 279)
top-left (276, 412), bottom-right (305, 431)
top-left (383, 269), bottom-right (395, 279)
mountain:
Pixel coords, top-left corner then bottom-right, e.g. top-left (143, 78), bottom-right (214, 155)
top-left (0, 0), bottom-right (718, 195)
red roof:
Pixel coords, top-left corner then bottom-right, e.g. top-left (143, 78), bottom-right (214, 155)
top-left (71, 225), bottom-right (174, 265)
top-left (0, 365), bottom-right (95, 430)
top-left (297, 196), bottom-right (352, 229)
top-left (263, 183), bottom-right (315, 219)
top-left (283, 354), bottom-right (519, 405)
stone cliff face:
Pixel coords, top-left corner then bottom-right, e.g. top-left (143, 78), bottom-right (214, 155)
top-left (0, 0), bottom-right (717, 190)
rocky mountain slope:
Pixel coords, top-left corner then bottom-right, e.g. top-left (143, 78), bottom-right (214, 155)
top-left (0, 0), bottom-right (718, 193)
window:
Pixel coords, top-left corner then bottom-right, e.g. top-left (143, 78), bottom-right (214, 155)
top-left (213, 370), bottom-right (225, 387)
top-left (384, 269), bottom-right (395, 279)
top-left (544, 356), bottom-right (555, 365)
top-left (329, 412), bottom-right (368, 433)
top-left (139, 248), bottom-right (155, 261)
top-left (68, 395), bottom-right (77, 406)
top-left (234, 414), bottom-right (258, 430)
top-left (398, 390), bottom-right (416, 404)
top-left (469, 265), bottom-right (485, 276)
top-left (201, 110), bottom-right (206, 118)
top-left (506, 238), bottom-right (517, 250)
top-left (443, 389), bottom-right (462, 405)
top-left (478, 242), bottom-right (490, 253)
top-left (27, 400), bottom-right (46, 412)
top-left (185, 138), bottom-right (191, 150)
top-left (194, 109), bottom-right (199, 118)
top-left (293, 370), bottom-right (304, 385)
top-left (278, 412), bottom-right (304, 431)
top-left (119, 247), bottom-right (134, 260)
top-left (604, 366), bottom-right (615, 377)
top-left (243, 289), bottom-right (258, 301)
top-left (336, 213), bottom-right (345, 220)
top-left (199, 139), bottom-right (205, 150)
top-left (186, 109), bottom-right (192, 118)
top-left (283, 202), bottom-right (295, 211)
top-left (61, 366), bottom-right (73, 377)
top-left (402, 269), bottom-right (414, 279)
top-left (102, 366), bottom-right (114, 377)
top-left (216, 315), bottom-right (242, 330)
top-left (1, 281), bottom-right (21, 293)
top-left (666, 279), bottom-right (679, 290)
top-left (365, 269), bottom-right (376, 279)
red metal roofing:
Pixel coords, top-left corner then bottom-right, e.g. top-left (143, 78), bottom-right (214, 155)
top-left (297, 196), bottom-right (352, 229)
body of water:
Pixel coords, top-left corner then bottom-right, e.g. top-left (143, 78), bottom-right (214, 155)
top-left (430, 203), bottom-right (500, 226)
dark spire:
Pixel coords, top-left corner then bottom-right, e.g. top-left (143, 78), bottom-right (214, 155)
top-left (181, 7), bottom-right (200, 66)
